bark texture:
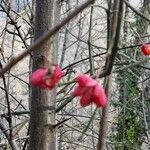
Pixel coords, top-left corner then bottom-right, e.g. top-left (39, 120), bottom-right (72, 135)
top-left (29, 0), bottom-right (60, 150)
top-left (97, 0), bottom-right (124, 149)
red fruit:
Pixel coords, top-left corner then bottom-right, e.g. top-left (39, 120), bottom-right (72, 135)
top-left (141, 43), bottom-right (150, 55)
top-left (44, 65), bottom-right (65, 89)
top-left (75, 74), bottom-right (97, 87)
top-left (30, 65), bottom-right (64, 90)
top-left (29, 68), bottom-right (48, 88)
top-left (80, 90), bottom-right (93, 107)
top-left (92, 84), bottom-right (107, 107)
top-left (72, 86), bottom-right (87, 96)
top-left (73, 85), bottom-right (93, 107)
top-left (72, 74), bottom-right (107, 108)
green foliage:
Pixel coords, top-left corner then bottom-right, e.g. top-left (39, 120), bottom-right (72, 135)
top-left (111, 68), bottom-right (144, 149)
top-left (109, 2), bottom-right (150, 149)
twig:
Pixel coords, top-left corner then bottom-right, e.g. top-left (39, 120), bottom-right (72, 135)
top-left (1, 110), bottom-right (30, 118)
top-left (0, 2), bottom-right (28, 48)
top-left (0, 62), bottom-right (12, 141)
top-left (88, 5), bottom-right (94, 75)
top-left (0, 119), bottom-right (18, 150)
top-left (141, 75), bottom-right (150, 142)
top-left (63, 52), bottom-right (106, 70)
top-left (124, 0), bottom-right (150, 23)
top-left (78, 107), bottom-right (98, 141)
top-left (45, 117), bottom-right (72, 128)
top-left (114, 57), bottom-right (150, 73)
top-left (55, 97), bottom-right (74, 113)
top-left (128, 22), bottom-right (143, 42)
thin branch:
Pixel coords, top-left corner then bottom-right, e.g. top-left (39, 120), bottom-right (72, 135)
top-left (55, 97), bottom-right (74, 113)
top-left (114, 57), bottom-right (150, 73)
top-left (0, 2), bottom-right (28, 48)
top-left (0, 86), bottom-right (27, 110)
top-left (0, 62), bottom-right (12, 141)
top-left (141, 76), bottom-right (150, 143)
top-left (88, 5), bottom-right (94, 75)
top-left (124, 0), bottom-right (150, 23)
top-left (1, 110), bottom-right (30, 118)
top-left (67, 27), bottom-right (107, 50)
top-left (63, 52), bottom-right (106, 70)
top-left (0, 119), bottom-right (18, 150)
top-left (78, 107), bottom-right (98, 141)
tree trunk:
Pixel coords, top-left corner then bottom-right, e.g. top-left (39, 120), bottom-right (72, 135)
top-left (29, 0), bottom-right (60, 150)
top-left (97, 0), bottom-right (123, 149)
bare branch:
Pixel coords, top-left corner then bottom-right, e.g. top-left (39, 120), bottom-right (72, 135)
top-left (0, 119), bottom-right (18, 150)
top-left (124, 0), bottom-right (150, 23)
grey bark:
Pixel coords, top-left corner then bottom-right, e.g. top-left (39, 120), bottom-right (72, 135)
top-left (29, 0), bottom-right (60, 150)
top-left (97, 0), bottom-right (123, 149)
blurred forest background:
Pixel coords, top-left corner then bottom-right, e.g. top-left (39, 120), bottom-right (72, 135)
top-left (0, 0), bottom-right (150, 149)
